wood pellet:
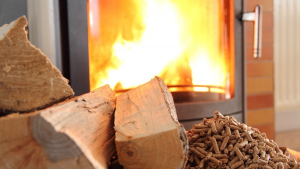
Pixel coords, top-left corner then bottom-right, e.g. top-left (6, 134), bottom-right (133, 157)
top-left (185, 111), bottom-right (300, 169)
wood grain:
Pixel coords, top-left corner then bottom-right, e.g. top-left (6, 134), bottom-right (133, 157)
top-left (0, 16), bottom-right (74, 114)
top-left (0, 84), bottom-right (116, 169)
top-left (0, 113), bottom-right (94, 169)
top-left (115, 77), bottom-right (188, 169)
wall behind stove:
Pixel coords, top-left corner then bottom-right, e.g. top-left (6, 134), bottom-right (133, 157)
top-left (245, 0), bottom-right (275, 140)
top-left (27, 0), bottom-right (62, 71)
top-left (273, 0), bottom-right (300, 132)
top-left (0, 0), bottom-right (27, 26)
top-left (0, 0), bottom-right (61, 71)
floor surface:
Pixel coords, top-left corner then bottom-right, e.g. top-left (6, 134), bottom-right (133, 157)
top-left (276, 130), bottom-right (300, 152)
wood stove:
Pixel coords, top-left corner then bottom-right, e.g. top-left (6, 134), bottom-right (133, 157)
top-left (59, 0), bottom-right (255, 129)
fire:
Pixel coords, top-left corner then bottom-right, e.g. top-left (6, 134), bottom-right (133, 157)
top-left (88, 0), bottom-right (234, 98)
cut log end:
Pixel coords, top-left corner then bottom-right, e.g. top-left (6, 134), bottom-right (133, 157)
top-left (30, 114), bottom-right (82, 162)
top-left (115, 77), bottom-right (188, 169)
top-left (0, 84), bottom-right (116, 169)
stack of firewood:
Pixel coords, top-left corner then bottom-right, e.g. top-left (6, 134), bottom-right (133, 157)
top-left (0, 16), bottom-right (188, 169)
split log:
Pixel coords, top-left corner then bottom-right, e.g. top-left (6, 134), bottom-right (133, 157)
top-left (0, 16), bottom-right (74, 114)
top-left (114, 77), bottom-right (188, 169)
top-left (0, 85), bottom-right (116, 169)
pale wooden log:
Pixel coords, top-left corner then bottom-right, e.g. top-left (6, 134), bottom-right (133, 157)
top-left (0, 85), bottom-right (116, 169)
top-left (0, 16), bottom-right (74, 114)
top-left (114, 77), bottom-right (188, 169)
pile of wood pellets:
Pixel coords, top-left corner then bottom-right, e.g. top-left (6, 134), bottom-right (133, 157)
top-left (185, 111), bottom-right (300, 169)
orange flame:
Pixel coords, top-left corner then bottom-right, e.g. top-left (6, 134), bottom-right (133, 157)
top-left (88, 0), bottom-right (234, 98)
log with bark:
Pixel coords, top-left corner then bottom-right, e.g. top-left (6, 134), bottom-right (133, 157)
top-left (114, 77), bottom-right (188, 169)
top-left (0, 16), bottom-right (74, 114)
top-left (0, 85), bottom-right (116, 169)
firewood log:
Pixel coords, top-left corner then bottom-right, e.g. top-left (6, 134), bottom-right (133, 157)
top-left (114, 77), bottom-right (188, 169)
top-left (0, 85), bottom-right (116, 169)
top-left (0, 16), bottom-right (74, 114)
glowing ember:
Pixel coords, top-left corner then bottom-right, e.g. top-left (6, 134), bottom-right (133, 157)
top-left (88, 0), bottom-right (234, 99)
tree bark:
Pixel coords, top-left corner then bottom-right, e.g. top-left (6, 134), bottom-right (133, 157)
top-left (0, 16), bottom-right (74, 114)
top-left (114, 77), bottom-right (188, 169)
top-left (0, 85), bottom-right (116, 169)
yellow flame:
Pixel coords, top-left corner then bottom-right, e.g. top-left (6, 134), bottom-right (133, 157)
top-left (88, 0), bottom-right (234, 97)
top-left (104, 0), bottom-right (184, 90)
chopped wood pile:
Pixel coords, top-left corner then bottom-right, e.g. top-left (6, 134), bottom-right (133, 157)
top-left (0, 85), bottom-right (116, 169)
top-left (0, 16), bottom-right (116, 169)
top-left (0, 16), bottom-right (188, 169)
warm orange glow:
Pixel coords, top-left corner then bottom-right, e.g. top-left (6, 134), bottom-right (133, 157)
top-left (88, 0), bottom-right (235, 100)
top-left (194, 87), bottom-right (209, 92)
top-left (210, 88), bottom-right (226, 94)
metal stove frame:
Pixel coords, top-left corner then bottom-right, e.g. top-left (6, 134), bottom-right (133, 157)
top-left (59, 0), bottom-right (245, 129)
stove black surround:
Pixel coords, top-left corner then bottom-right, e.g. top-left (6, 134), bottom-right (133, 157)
top-left (59, 0), bottom-right (245, 129)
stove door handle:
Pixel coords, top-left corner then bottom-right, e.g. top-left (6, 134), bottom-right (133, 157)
top-left (242, 5), bottom-right (262, 59)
